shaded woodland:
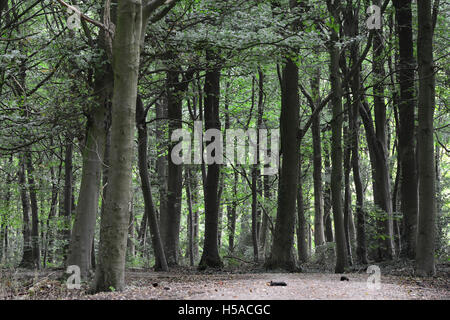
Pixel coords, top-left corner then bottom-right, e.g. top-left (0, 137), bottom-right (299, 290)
top-left (0, 0), bottom-right (448, 296)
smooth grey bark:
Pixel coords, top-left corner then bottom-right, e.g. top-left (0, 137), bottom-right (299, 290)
top-left (94, 0), bottom-right (142, 292)
top-left (415, 0), bottom-right (436, 276)
top-left (67, 68), bottom-right (110, 279)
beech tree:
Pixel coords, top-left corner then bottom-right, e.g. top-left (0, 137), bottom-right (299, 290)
top-left (0, 0), bottom-right (447, 295)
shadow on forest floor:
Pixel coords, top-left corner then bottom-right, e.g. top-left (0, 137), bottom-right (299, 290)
top-left (0, 261), bottom-right (449, 300)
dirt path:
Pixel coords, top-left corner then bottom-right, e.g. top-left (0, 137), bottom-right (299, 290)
top-left (2, 270), bottom-right (449, 300)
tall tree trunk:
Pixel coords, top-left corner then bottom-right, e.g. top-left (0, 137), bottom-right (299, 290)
top-left (156, 97), bottom-right (168, 226)
top-left (370, 0), bottom-right (395, 260)
top-left (227, 171), bottom-right (238, 254)
top-left (162, 69), bottom-right (183, 266)
top-left (265, 56), bottom-right (299, 271)
top-left (217, 172), bottom-right (224, 250)
top-left (323, 140), bottom-right (334, 242)
top-left (415, 0), bottom-right (436, 276)
top-left (185, 169), bottom-right (195, 267)
top-left (191, 171), bottom-right (200, 260)
top-left (25, 151), bottom-right (40, 269)
top-left (67, 108), bottom-right (108, 278)
top-left (343, 124), bottom-right (353, 266)
top-left (251, 167), bottom-right (259, 262)
top-left (347, 1), bottom-right (368, 264)
top-left (199, 49), bottom-right (223, 270)
top-left (59, 138), bottom-right (73, 263)
top-left (67, 31), bottom-right (112, 278)
top-left (297, 151), bottom-right (309, 263)
top-left (393, 0), bottom-right (418, 260)
top-left (127, 197), bottom-right (135, 258)
top-left (136, 95), bottom-right (168, 272)
top-left (94, 0), bottom-right (142, 292)
top-left (43, 161), bottom-right (59, 267)
top-left (0, 157), bottom-right (12, 263)
top-left (327, 0), bottom-right (348, 273)
top-left (310, 69), bottom-right (325, 247)
top-left (224, 80), bottom-right (237, 255)
top-left (19, 153), bottom-right (33, 268)
top-left (259, 172), bottom-right (271, 258)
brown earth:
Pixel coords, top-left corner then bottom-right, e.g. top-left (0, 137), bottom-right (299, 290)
top-left (1, 267), bottom-right (449, 300)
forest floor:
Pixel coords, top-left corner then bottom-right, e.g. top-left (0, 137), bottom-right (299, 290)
top-left (1, 261), bottom-right (449, 300)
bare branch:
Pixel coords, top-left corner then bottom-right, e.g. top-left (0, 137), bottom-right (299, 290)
top-left (54, 0), bottom-right (112, 34)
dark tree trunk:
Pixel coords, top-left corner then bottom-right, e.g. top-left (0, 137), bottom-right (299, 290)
top-left (185, 169), bottom-right (195, 267)
top-left (224, 82), bottom-right (237, 255)
top-left (59, 138), bottom-right (73, 264)
top-left (127, 198), bottom-right (135, 258)
top-left (265, 57), bottom-right (299, 272)
top-left (347, 2), bottom-right (368, 264)
top-left (156, 97), bottom-right (168, 227)
top-left (198, 50), bottom-right (223, 270)
top-left (415, 0), bottom-right (436, 276)
top-left (217, 172), bottom-right (224, 250)
top-left (260, 174), bottom-right (270, 256)
top-left (370, 0), bottom-right (395, 260)
top-left (227, 171), bottom-right (238, 254)
top-left (327, 0), bottom-right (348, 273)
top-left (248, 75), bottom-right (259, 262)
top-left (43, 162), bottom-right (59, 267)
top-left (343, 124), bottom-right (353, 266)
top-left (310, 69), bottom-right (325, 247)
top-left (251, 167), bottom-right (259, 263)
top-left (393, 0), bottom-right (418, 260)
top-left (0, 157), bottom-right (12, 263)
top-left (191, 171), bottom-right (200, 260)
top-left (25, 151), bottom-right (40, 269)
top-left (323, 141), bottom-right (334, 243)
top-left (19, 154), bottom-right (33, 268)
top-left (136, 95), bottom-right (168, 272)
top-left (162, 69), bottom-right (183, 266)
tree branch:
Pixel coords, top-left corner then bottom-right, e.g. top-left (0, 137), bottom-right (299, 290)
top-left (55, 0), bottom-right (112, 34)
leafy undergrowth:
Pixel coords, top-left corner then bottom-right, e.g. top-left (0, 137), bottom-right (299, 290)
top-left (1, 262), bottom-right (449, 300)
